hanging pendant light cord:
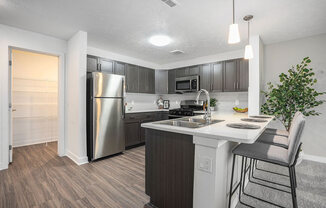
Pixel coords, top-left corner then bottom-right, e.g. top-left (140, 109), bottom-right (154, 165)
top-left (248, 21), bottom-right (250, 43)
top-left (232, 0), bottom-right (235, 24)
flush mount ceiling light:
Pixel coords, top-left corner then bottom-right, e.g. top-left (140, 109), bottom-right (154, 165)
top-left (244, 15), bottom-right (254, 59)
top-left (149, 35), bottom-right (172, 47)
top-left (228, 0), bottom-right (240, 44)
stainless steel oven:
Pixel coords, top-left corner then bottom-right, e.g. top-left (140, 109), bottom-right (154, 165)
top-left (175, 75), bottom-right (199, 93)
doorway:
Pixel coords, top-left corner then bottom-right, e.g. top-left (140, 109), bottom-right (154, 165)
top-left (9, 48), bottom-right (60, 163)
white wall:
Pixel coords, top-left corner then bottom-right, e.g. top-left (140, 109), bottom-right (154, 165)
top-left (12, 49), bottom-right (58, 147)
top-left (248, 35), bottom-right (264, 116)
top-left (0, 24), bottom-right (67, 170)
top-left (65, 31), bottom-right (88, 165)
top-left (264, 34), bottom-right (326, 159)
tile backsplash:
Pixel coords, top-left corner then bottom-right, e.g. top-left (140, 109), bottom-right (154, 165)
top-left (125, 92), bottom-right (248, 113)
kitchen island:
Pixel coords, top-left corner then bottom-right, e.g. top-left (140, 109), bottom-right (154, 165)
top-left (141, 112), bottom-right (273, 208)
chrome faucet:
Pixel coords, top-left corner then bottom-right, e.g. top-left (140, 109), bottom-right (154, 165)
top-left (196, 89), bottom-right (211, 123)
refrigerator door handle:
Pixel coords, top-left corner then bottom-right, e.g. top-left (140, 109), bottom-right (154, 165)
top-left (122, 79), bottom-right (126, 119)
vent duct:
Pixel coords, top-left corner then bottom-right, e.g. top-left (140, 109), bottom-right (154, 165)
top-left (161, 0), bottom-right (178, 7)
top-left (170, 50), bottom-right (184, 55)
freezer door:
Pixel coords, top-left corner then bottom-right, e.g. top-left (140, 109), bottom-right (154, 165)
top-left (93, 72), bottom-right (125, 98)
top-left (93, 98), bottom-right (125, 160)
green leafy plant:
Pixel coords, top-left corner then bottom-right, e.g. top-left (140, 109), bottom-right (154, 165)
top-left (261, 57), bottom-right (326, 131)
top-left (210, 98), bottom-right (217, 107)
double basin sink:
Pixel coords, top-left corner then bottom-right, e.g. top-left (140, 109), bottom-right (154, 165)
top-left (155, 117), bottom-right (225, 128)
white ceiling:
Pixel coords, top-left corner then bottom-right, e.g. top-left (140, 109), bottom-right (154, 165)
top-left (1, 0), bottom-right (326, 64)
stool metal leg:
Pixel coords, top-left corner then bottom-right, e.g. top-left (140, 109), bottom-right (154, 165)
top-left (228, 154), bottom-right (236, 208)
top-left (289, 166), bottom-right (298, 208)
top-left (242, 157), bottom-right (248, 194)
top-left (239, 156), bottom-right (244, 202)
top-left (293, 167), bottom-right (297, 188)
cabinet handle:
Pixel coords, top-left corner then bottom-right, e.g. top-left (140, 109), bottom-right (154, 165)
top-left (234, 82), bottom-right (236, 90)
top-left (211, 83), bottom-right (213, 91)
top-left (237, 82), bottom-right (239, 89)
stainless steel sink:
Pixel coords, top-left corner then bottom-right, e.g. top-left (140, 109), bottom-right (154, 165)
top-left (155, 118), bottom-right (225, 128)
top-left (156, 120), bottom-right (203, 128)
top-left (180, 118), bottom-right (224, 125)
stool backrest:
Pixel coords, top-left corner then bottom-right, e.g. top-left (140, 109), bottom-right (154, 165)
top-left (287, 112), bottom-right (305, 165)
top-left (288, 112), bottom-right (301, 133)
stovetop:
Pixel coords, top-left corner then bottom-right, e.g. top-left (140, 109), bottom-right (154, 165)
top-left (169, 108), bottom-right (195, 116)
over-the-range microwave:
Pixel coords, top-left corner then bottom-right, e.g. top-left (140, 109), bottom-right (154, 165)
top-left (175, 75), bottom-right (200, 93)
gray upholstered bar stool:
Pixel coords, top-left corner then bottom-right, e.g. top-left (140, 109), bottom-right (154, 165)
top-left (255, 112), bottom-right (303, 179)
top-left (263, 112), bottom-right (301, 139)
top-left (228, 113), bottom-right (305, 208)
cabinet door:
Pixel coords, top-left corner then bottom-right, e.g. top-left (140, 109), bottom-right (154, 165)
top-left (125, 122), bottom-right (140, 147)
top-left (155, 70), bottom-right (168, 94)
top-left (168, 69), bottom-right (176, 94)
top-left (200, 64), bottom-right (211, 91)
top-left (140, 119), bottom-right (153, 142)
top-left (87, 55), bottom-right (99, 72)
top-left (126, 64), bottom-right (139, 93)
top-left (188, 65), bottom-right (200, 76)
top-left (211, 62), bottom-right (223, 92)
top-left (139, 67), bottom-right (149, 93)
top-left (176, 67), bottom-right (189, 77)
top-left (114, 61), bottom-right (125, 75)
top-left (99, 58), bottom-right (114, 73)
top-left (148, 69), bottom-right (155, 94)
top-left (223, 60), bottom-right (238, 92)
top-left (237, 59), bottom-right (249, 91)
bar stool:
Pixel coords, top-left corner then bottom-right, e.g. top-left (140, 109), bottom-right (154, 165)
top-left (255, 112), bottom-right (303, 184)
top-left (263, 112), bottom-right (301, 138)
top-left (228, 113), bottom-right (305, 208)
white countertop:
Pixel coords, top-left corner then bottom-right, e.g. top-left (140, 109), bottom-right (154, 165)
top-left (141, 112), bottom-right (274, 144)
top-left (126, 109), bottom-right (169, 114)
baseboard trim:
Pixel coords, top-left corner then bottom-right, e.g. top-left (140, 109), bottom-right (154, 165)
top-left (66, 150), bottom-right (88, 165)
top-left (13, 138), bottom-right (58, 148)
top-left (303, 154), bottom-right (326, 164)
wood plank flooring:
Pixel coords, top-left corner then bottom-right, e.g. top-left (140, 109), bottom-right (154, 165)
top-left (0, 142), bottom-right (149, 208)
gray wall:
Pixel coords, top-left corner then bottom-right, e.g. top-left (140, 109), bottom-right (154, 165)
top-left (264, 34), bottom-right (326, 158)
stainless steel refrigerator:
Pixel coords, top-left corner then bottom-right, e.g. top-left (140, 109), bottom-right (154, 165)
top-left (87, 72), bottom-right (125, 161)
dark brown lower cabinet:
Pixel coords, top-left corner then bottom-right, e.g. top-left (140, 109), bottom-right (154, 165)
top-left (125, 122), bottom-right (140, 147)
top-left (125, 111), bottom-right (169, 148)
top-left (145, 129), bottom-right (194, 208)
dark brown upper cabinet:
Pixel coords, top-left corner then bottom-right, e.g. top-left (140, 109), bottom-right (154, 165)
top-left (211, 62), bottom-right (224, 92)
top-left (87, 55), bottom-right (99, 72)
top-left (188, 65), bottom-right (200, 76)
top-left (99, 58), bottom-right (114, 73)
top-left (139, 67), bottom-right (155, 94)
top-left (155, 70), bottom-right (169, 94)
top-left (199, 64), bottom-right (211, 91)
top-left (114, 61), bottom-right (125, 75)
top-left (126, 64), bottom-right (139, 93)
top-left (168, 69), bottom-right (176, 94)
top-left (223, 59), bottom-right (238, 92)
top-left (175, 67), bottom-right (189, 78)
top-left (237, 59), bottom-right (249, 91)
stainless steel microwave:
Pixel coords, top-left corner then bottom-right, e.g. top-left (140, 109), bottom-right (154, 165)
top-left (175, 75), bottom-right (200, 93)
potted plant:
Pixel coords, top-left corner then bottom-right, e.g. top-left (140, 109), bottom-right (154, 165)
top-left (210, 98), bottom-right (217, 111)
top-left (261, 57), bottom-right (325, 165)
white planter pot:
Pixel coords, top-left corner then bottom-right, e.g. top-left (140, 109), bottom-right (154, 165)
top-left (296, 151), bottom-right (304, 166)
top-left (210, 107), bottom-right (215, 111)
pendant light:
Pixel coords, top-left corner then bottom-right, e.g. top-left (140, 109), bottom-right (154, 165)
top-left (228, 0), bottom-right (240, 44)
top-left (244, 15), bottom-right (254, 59)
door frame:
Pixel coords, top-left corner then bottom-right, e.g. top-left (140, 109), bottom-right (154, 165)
top-left (8, 46), bottom-right (65, 162)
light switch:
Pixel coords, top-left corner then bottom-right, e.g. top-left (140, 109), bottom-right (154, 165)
top-left (197, 156), bottom-right (213, 173)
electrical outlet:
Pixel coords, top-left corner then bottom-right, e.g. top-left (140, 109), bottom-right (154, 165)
top-left (197, 156), bottom-right (213, 173)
